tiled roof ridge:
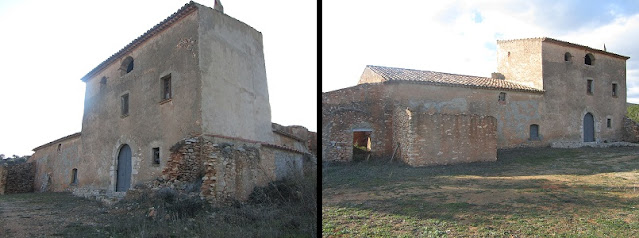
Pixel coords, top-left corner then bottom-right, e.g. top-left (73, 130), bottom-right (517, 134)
top-left (32, 132), bottom-right (82, 152)
top-left (366, 65), bottom-right (544, 93)
top-left (80, 1), bottom-right (198, 82)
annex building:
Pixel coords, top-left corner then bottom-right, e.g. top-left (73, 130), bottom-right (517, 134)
top-left (323, 37), bottom-right (629, 166)
top-left (26, 1), bottom-right (315, 203)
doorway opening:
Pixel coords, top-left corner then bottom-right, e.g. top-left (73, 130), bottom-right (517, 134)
top-left (353, 130), bottom-right (372, 161)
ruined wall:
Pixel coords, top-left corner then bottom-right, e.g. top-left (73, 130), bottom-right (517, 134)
top-left (159, 135), bottom-right (304, 204)
top-left (541, 41), bottom-right (627, 143)
top-left (395, 111), bottom-right (497, 166)
top-left (622, 116), bottom-right (639, 143)
top-left (0, 163), bottom-right (35, 194)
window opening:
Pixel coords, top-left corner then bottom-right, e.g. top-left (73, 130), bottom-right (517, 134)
top-left (587, 80), bottom-right (593, 94)
top-left (612, 83), bottom-right (618, 97)
top-left (100, 77), bottom-right (107, 92)
top-left (530, 124), bottom-right (540, 140)
top-left (498, 92), bottom-right (506, 102)
top-left (119, 56), bottom-right (134, 76)
top-left (162, 74), bottom-right (172, 100)
top-left (121, 93), bottom-right (129, 116)
top-left (57, 143), bottom-right (61, 152)
top-left (152, 147), bottom-right (160, 165)
top-left (607, 118), bottom-right (612, 128)
top-left (71, 168), bottom-right (78, 184)
top-left (352, 130), bottom-right (372, 161)
top-left (585, 53), bottom-right (594, 65)
top-left (564, 52), bottom-right (572, 62)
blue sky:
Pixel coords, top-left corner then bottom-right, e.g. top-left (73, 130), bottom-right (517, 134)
top-left (0, 0), bottom-right (317, 156)
top-left (323, 0), bottom-right (639, 103)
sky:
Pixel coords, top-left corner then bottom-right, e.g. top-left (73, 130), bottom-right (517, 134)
top-left (0, 0), bottom-right (317, 156)
top-left (323, 0), bottom-right (639, 102)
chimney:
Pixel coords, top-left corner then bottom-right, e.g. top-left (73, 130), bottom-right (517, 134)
top-left (214, 0), bottom-right (224, 13)
top-left (491, 72), bottom-right (505, 80)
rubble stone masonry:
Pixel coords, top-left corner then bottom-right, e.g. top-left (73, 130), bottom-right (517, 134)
top-left (0, 163), bottom-right (35, 194)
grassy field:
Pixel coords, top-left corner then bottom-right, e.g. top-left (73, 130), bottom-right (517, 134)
top-left (322, 147), bottom-right (639, 237)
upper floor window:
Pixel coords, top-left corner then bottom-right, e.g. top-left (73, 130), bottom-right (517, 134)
top-left (121, 93), bottom-right (129, 117)
top-left (564, 52), bottom-right (572, 62)
top-left (161, 74), bottom-right (172, 101)
top-left (585, 53), bottom-right (595, 65)
top-left (498, 92), bottom-right (506, 102)
top-left (119, 56), bottom-right (134, 76)
top-left (587, 79), bottom-right (593, 94)
top-left (152, 147), bottom-right (160, 165)
top-left (612, 83), bottom-right (618, 97)
top-left (100, 77), bottom-right (107, 92)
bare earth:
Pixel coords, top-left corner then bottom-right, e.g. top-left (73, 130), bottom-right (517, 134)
top-left (0, 193), bottom-right (107, 237)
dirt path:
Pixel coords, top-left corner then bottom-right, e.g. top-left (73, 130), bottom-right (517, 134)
top-left (0, 193), bottom-right (107, 237)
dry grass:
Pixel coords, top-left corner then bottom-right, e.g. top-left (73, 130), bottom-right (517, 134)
top-left (323, 147), bottom-right (639, 237)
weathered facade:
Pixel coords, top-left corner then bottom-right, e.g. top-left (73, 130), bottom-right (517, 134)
top-left (28, 1), bottom-right (313, 203)
top-left (323, 37), bottom-right (629, 166)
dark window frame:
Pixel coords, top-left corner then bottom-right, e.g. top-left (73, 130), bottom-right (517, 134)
top-left (529, 124), bottom-right (540, 140)
top-left (161, 74), bottom-right (172, 101)
top-left (607, 118), bottom-right (612, 128)
top-left (498, 92), bottom-right (507, 102)
top-left (121, 93), bottom-right (129, 117)
top-left (152, 147), bottom-right (160, 165)
top-left (71, 168), bottom-right (78, 185)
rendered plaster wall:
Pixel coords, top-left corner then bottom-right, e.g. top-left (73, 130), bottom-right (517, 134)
top-left (197, 5), bottom-right (274, 143)
top-left (394, 109), bottom-right (497, 166)
top-left (541, 41), bottom-right (627, 143)
top-left (496, 38), bottom-right (544, 90)
top-left (80, 10), bottom-right (202, 192)
top-left (28, 135), bottom-right (82, 192)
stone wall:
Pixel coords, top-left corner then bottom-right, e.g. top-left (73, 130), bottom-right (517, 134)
top-left (0, 163), bottom-right (35, 194)
top-left (622, 116), bottom-right (639, 143)
top-left (157, 135), bottom-right (305, 204)
top-left (396, 111), bottom-right (497, 166)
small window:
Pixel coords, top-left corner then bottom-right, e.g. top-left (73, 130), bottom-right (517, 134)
top-left (530, 124), bottom-right (540, 140)
top-left (161, 74), bottom-right (172, 100)
top-left (152, 147), bottom-right (160, 165)
top-left (585, 53), bottom-right (594, 65)
top-left (612, 83), bottom-right (618, 97)
top-left (71, 168), bottom-right (78, 184)
top-left (587, 80), bottom-right (593, 94)
top-left (498, 92), bottom-right (506, 102)
top-left (607, 118), bottom-right (612, 128)
top-left (119, 56), bottom-right (134, 76)
top-left (100, 77), bottom-right (107, 92)
top-left (57, 143), bottom-right (62, 152)
top-left (121, 93), bottom-right (129, 117)
top-left (564, 52), bottom-right (572, 62)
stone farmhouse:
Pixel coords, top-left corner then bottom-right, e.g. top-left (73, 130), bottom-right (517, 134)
top-left (26, 1), bottom-right (315, 203)
top-left (323, 37), bottom-right (629, 166)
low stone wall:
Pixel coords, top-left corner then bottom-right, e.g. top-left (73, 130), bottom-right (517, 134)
top-left (550, 141), bottom-right (639, 148)
top-left (0, 162), bottom-right (36, 194)
top-left (622, 116), bottom-right (639, 143)
top-left (396, 110), bottom-right (498, 166)
top-left (156, 135), bottom-right (305, 205)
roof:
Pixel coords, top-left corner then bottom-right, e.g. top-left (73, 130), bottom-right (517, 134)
top-left (497, 37), bottom-right (630, 60)
top-left (32, 132), bottom-right (81, 152)
top-left (366, 65), bottom-right (544, 93)
top-left (80, 1), bottom-right (199, 82)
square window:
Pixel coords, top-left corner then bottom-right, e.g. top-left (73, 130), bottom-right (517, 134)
top-left (162, 74), bottom-right (172, 100)
top-left (498, 92), bottom-right (506, 102)
top-left (587, 80), bottom-right (593, 94)
top-left (152, 147), bottom-right (160, 165)
top-left (612, 83), bottom-right (618, 97)
top-left (121, 93), bottom-right (129, 116)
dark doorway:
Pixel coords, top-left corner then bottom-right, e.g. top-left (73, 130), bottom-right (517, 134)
top-left (353, 130), bottom-right (371, 161)
top-left (584, 113), bottom-right (595, 142)
top-left (116, 144), bottom-right (132, 192)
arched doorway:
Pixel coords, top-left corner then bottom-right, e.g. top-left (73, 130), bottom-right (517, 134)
top-left (116, 144), bottom-right (132, 192)
top-left (584, 113), bottom-right (595, 142)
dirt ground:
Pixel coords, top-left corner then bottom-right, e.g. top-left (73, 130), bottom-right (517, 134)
top-left (0, 193), bottom-right (108, 237)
